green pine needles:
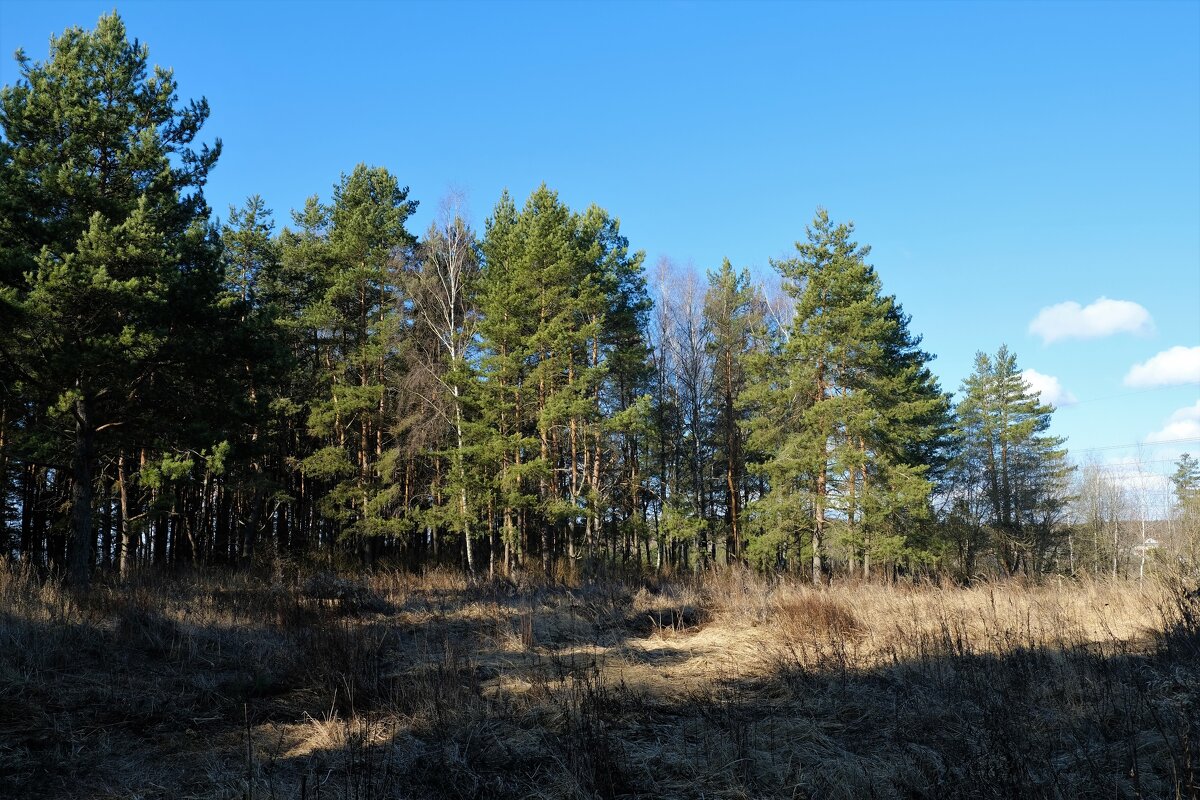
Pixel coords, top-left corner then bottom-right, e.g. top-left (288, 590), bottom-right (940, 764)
top-left (5, 12), bottom-right (1163, 586)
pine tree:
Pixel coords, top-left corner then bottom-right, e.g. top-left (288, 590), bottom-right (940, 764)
top-left (0, 13), bottom-right (224, 586)
top-left (215, 196), bottom-right (292, 568)
top-left (474, 186), bottom-right (648, 574)
top-left (1170, 453), bottom-right (1199, 572)
top-left (582, 203), bottom-right (650, 568)
top-left (223, 196), bottom-right (278, 306)
top-left (954, 345), bottom-right (1072, 575)
top-left (850, 301), bottom-right (952, 577)
top-left (704, 259), bottom-right (761, 563)
top-left (1172, 454), bottom-right (1200, 503)
top-left (743, 210), bottom-right (949, 581)
top-left (287, 166), bottom-right (416, 561)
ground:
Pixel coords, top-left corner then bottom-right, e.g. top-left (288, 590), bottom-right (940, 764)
top-left (1, 565), bottom-right (1197, 799)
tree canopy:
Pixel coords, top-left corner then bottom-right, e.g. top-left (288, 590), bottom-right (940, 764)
top-left (7, 12), bottom-right (1182, 586)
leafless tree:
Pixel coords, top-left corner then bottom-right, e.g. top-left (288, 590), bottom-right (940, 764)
top-left (404, 192), bottom-right (482, 571)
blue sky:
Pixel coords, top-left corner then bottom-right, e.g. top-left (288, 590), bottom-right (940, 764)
top-left (2, 0), bottom-right (1198, 505)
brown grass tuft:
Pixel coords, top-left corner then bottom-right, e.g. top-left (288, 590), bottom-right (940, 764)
top-left (1, 560), bottom-right (1196, 799)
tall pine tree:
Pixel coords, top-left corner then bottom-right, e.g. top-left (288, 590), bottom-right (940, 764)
top-left (287, 166), bottom-right (417, 562)
top-left (0, 13), bottom-right (225, 585)
top-left (704, 258), bottom-right (761, 563)
top-left (954, 345), bottom-right (1071, 575)
top-left (744, 210), bottom-right (949, 581)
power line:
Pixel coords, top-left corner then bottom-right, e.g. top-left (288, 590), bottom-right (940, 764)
top-left (1072, 436), bottom-right (1200, 454)
top-left (1057, 381), bottom-right (1200, 407)
top-left (1085, 459), bottom-right (1189, 469)
top-left (948, 380), bottom-right (1199, 405)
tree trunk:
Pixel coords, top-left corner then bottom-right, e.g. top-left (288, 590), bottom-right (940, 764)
top-left (68, 395), bottom-right (95, 588)
top-left (100, 471), bottom-right (113, 571)
top-left (0, 407), bottom-right (7, 547)
top-left (118, 452), bottom-right (136, 578)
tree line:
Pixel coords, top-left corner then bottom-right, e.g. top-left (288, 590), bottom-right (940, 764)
top-left (2, 15), bottom-right (1196, 587)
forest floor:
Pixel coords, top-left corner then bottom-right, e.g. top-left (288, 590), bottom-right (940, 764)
top-left (2, 563), bottom-right (1197, 799)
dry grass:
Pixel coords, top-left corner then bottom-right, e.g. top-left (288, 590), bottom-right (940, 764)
top-left (1, 561), bottom-right (1196, 799)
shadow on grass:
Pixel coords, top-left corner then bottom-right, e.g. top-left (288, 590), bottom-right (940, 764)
top-left (1, 570), bottom-right (1197, 799)
top-left (267, 626), bottom-right (1199, 800)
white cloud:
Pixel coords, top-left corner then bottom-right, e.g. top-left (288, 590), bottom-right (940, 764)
top-left (1146, 400), bottom-right (1200, 444)
top-left (1028, 297), bottom-right (1153, 344)
top-left (1021, 368), bottom-right (1077, 406)
top-left (1124, 345), bottom-right (1200, 388)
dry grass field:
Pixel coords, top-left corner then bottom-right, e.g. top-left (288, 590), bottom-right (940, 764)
top-left (1, 563), bottom-right (1197, 799)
